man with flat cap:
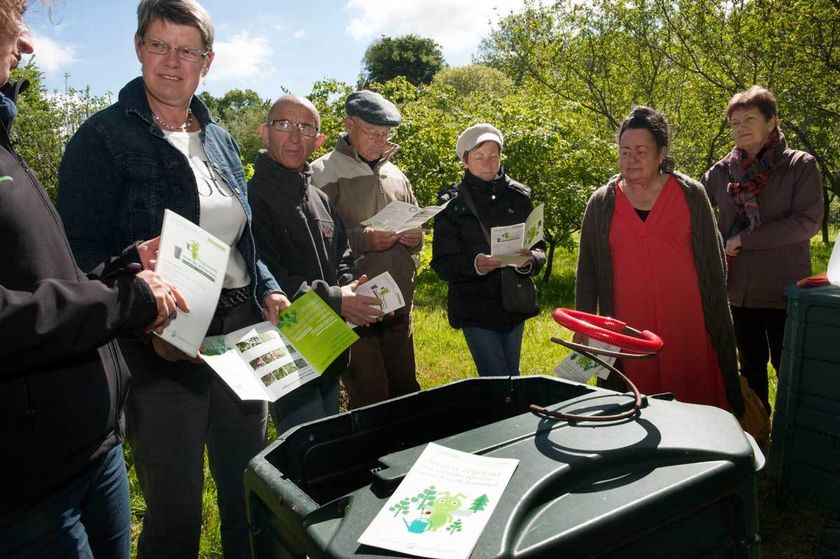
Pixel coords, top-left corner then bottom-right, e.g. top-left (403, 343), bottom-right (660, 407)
top-left (311, 90), bottom-right (422, 408)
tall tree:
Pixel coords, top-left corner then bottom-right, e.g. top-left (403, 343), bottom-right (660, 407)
top-left (199, 88), bottom-right (270, 165)
top-left (361, 35), bottom-right (446, 86)
top-left (478, 0), bottom-right (840, 238)
top-left (9, 63), bottom-right (110, 199)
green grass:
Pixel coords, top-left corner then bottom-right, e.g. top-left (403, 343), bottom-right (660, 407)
top-left (126, 235), bottom-right (835, 558)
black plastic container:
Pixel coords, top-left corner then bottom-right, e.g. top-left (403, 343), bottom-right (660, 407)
top-left (770, 285), bottom-right (840, 511)
top-left (246, 376), bottom-right (762, 558)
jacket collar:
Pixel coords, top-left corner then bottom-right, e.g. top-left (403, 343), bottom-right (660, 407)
top-left (334, 131), bottom-right (400, 169)
top-left (462, 167), bottom-right (508, 201)
top-left (0, 79), bottom-right (29, 136)
top-left (252, 149), bottom-right (311, 202)
top-left (118, 76), bottom-right (214, 135)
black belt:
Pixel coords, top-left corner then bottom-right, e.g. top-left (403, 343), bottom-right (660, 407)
top-left (216, 286), bottom-right (251, 312)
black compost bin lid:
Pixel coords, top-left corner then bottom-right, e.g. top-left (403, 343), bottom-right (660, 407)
top-left (787, 284), bottom-right (840, 304)
top-left (245, 376), bottom-right (761, 558)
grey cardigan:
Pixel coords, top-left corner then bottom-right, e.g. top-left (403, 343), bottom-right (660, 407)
top-left (575, 172), bottom-right (744, 416)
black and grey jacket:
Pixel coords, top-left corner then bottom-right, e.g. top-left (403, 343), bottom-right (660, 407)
top-left (0, 80), bottom-right (156, 517)
top-left (248, 150), bottom-right (356, 316)
top-left (432, 169), bottom-right (546, 331)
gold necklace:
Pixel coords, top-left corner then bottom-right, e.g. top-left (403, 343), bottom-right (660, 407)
top-left (153, 109), bottom-right (193, 132)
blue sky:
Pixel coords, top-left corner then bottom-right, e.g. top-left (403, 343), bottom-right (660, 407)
top-left (21, 0), bottom-right (526, 101)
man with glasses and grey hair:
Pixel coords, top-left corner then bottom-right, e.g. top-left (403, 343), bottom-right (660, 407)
top-left (311, 90), bottom-right (422, 409)
top-left (249, 95), bottom-right (383, 433)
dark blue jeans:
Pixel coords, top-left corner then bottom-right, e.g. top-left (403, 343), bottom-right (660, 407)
top-left (462, 322), bottom-right (525, 376)
top-left (269, 370), bottom-right (340, 436)
top-left (0, 444), bottom-right (130, 559)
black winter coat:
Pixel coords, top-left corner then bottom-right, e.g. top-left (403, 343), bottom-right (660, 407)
top-left (432, 169), bottom-right (546, 331)
top-left (248, 151), bottom-right (356, 316)
top-left (0, 81), bottom-right (156, 516)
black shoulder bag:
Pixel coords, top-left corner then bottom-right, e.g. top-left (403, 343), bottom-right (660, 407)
top-left (457, 185), bottom-right (539, 315)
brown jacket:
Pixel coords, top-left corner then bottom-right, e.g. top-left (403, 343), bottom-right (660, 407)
top-left (576, 172), bottom-right (743, 416)
top-left (310, 134), bottom-right (422, 314)
top-left (701, 138), bottom-right (823, 309)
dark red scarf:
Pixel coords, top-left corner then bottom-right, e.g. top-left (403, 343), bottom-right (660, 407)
top-left (726, 127), bottom-right (784, 232)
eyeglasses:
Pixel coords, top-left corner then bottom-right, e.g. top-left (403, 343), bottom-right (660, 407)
top-left (351, 117), bottom-right (394, 142)
top-left (267, 119), bottom-right (319, 138)
top-left (142, 38), bottom-right (209, 64)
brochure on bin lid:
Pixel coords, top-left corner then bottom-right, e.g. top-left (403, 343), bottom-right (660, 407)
top-left (361, 199), bottom-right (449, 233)
top-left (489, 203), bottom-right (544, 267)
top-left (358, 442), bottom-right (518, 559)
top-left (199, 291), bottom-right (358, 401)
top-left (347, 271), bottom-right (405, 329)
top-left (554, 339), bottom-right (618, 383)
top-left (155, 209), bottom-right (229, 357)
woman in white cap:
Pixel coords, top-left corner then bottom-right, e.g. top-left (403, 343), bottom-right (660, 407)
top-left (432, 123), bottom-right (545, 376)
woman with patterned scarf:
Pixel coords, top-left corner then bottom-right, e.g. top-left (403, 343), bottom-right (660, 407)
top-left (702, 86), bottom-right (823, 415)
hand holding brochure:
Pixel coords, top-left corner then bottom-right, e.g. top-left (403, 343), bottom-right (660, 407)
top-left (490, 203), bottom-right (544, 267)
top-left (361, 200), bottom-right (448, 233)
top-left (347, 271), bottom-right (405, 328)
top-left (358, 443), bottom-right (518, 559)
top-left (200, 291), bottom-right (358, 401)
top-left (155, 209), bottom-right (229, 357)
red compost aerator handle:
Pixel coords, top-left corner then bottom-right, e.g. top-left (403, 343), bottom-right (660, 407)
top-left (552, 308), bottom-right (664, 354)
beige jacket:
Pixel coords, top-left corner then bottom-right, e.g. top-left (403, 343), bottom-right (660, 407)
top-left (311, 134), bottom-right (421, 313)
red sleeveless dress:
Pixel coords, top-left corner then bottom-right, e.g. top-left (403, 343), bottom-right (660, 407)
top-left (609, 176), bottom-right (729, 409)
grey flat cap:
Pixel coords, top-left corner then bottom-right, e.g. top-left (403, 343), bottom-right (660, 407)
top-left (345, 90), bottom-right (401, 126)
top-left (456, 123), bottom-right (504, 161)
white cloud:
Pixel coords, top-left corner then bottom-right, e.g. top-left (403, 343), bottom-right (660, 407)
top-left (344, 0), bottom-right (526, 57)
top-left (28, 32), bottom-right (79, 73)
top-left (205, 32), bottom-right (272, 82)
top-left (292, 30), bottom-right (307, 39)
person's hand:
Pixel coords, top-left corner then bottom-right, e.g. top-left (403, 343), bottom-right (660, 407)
top-left (262, 292), bottom-right (291, 325)
top-left (136, 269), bottom-right (189, 333)
top-left (398, 228), bottom-right (423, 248)
top-left (515, 248), bottom-right (533, 271)
top-left (137, 237), bottom-right (161, 271)
top-left (152, 336), bottom-right (202, 363)
top-left (475, 253), bottom-right (502, 274)
top-left (364, 227), bottom-right (399, 252)
top-left (340, 277), bottom-right (384, 326)
top-left (725, 234), bottom-right (742, 257)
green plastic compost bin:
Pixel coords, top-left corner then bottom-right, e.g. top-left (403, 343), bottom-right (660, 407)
top-left (770, 285), bottom-right (840, 511)
top-left (245, 376), bottom-right (762, 558)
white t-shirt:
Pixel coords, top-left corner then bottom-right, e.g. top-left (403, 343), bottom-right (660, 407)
top-left (164, 130), bottom-right (250, 289)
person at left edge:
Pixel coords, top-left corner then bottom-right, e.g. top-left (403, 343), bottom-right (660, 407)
top-left (0, 3), bottom-right (188, 559)
top-left (56, 1), bottom-right (289, 558)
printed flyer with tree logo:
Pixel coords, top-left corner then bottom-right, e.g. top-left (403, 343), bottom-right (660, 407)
top-left (200, 291), bottom-right (358, 401)
top-left (489, 203), bottom-right (544, 267)
top-left (360, 199), bottom-right (450, 233)
top-left (155, 209), bottom-right (229, 357)
top-left (358, 443), bottom-right (518, 559)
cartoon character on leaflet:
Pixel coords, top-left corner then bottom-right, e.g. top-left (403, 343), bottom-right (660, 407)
top-left (391, 487), bottom-right (468, 534)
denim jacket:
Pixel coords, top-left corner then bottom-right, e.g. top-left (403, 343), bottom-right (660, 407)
top-left (57, 77), bottom-right (281, 309)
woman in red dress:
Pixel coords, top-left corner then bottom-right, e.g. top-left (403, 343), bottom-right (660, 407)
top-left (576, 107), bottom-right (743, 416)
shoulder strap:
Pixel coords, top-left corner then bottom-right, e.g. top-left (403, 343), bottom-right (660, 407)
top-left (457, 184), bottom-right (491, 244)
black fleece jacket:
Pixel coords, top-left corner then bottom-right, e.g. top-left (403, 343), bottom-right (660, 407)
top-left (432, 169), bottom-right (546, 331)
top-left (248, 150), bottom-right (356, 316)
top-left (0, 80), bottom-right (156, 517)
